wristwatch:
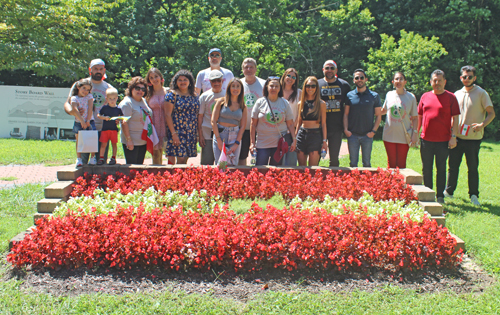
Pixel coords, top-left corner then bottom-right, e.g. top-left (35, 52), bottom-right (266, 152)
top-left (371, 130), bottom-right (377, 133)
top-left (451, 134), bottom-right (456, 138)
top-left (235, 140), bottom-right (240, 145)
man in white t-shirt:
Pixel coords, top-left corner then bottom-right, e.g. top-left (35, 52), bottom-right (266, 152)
top-left (64, 59), bottom-right (114, 164)
top-left (195, 48), bottom-right (234, 95)
top-left (239, 57), bottom-right (266, 165)
top-left (198, 70), bottom-right (225, 165)
top-left (445, 65), bottom-right (495, 206)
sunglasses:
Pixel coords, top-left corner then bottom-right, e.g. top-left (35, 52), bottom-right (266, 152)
top-left (268, 76), bottom-right (280, 80)
top-left (210, 54), bottom-right (221, 58)
top-left (354, 76), bottom-right (365, 80)
top-left (461, 75), bottom-right (474, 80)
top-left (305, 84), bottom-right (317, 88)
top-left (286, 74), bottom-right (297, 80)
top-left (134, 86), bottom-right (147, 93)
top-left (324, 67), bottom-right (336, 70)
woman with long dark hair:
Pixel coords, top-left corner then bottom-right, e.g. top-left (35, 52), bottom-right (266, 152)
top-left (164, 69), bottom-right (200, 165)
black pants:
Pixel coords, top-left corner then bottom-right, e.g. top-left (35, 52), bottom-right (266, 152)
top-left (446, 138), bottom-right (481, 197)
top-left (420, 139), bottom-right (448, 198)
top-left (327, 131), bottom-right (343, 167)
top-left (122, 144), bottom-right (147, 164)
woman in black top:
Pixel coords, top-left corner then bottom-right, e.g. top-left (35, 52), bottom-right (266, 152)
top-left (295, 76), bottom-right (327, 166)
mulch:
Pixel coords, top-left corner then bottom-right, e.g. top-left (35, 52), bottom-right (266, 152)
top-left (3, 254), bottom-right (496, 302)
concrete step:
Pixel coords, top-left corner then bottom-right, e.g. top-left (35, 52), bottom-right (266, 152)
top-left (412, 185), bottom-right (436, 202)
top-left (34, 212), bottom-right (52, 224)
top-left (37, 198), bottom-right (62, 213)
top-left (431, 215), bottom-right (445, 227)
top-left (9, 226), bottom-right (35, 250)
top-left (419, 201), bottom-right (443, 216)
top-left (399, 168), bottom-right (423, 185)
top-left (57, 166), bottom-right (83, 181)
top-left (451, 233), bottom-right (465, 252)
top-left (44, 181), bottom-right (74, 200)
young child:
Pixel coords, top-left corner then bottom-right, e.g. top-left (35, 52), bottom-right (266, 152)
top-left (97, 87), bottom-right (123, 165)
top-left (71, 78), bottom-right (96, 167)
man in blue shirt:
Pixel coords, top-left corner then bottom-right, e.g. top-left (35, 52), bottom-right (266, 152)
top-left (344, 69), bottom-right (382, 167)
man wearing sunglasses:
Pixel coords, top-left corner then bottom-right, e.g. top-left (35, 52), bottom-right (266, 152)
top-left (63, 58), bottom-right (114, 164)
top-left (344, 69), bottom-right (382, 168)
top-left (198, 70), bottom-right (225, 165)
top-left (417, 69), bottom-right (460, 204)
top-left (444, 66), bottom-right (495, 206)
top-left (195, 48), bottom-right (234, 95)
top-left (318, 60), bottom-right (352, 167)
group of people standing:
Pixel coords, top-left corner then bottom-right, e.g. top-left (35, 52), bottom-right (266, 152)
top-left (63, 52), bottom-right (495, 207)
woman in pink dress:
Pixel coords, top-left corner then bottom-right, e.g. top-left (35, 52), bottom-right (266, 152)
top-left (146, 68), bottom-right (169, 164)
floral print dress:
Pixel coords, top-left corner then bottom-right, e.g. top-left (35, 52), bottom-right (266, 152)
top-left (164, 92), bottom-right (200, 157)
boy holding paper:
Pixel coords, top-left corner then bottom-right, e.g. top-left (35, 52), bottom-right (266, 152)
top-left (97, 88), bottom-right (124, 165)
top-left (445, 65), bottom-right (496, 206)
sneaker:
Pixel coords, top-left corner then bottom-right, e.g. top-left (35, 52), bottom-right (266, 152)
top-left (471, 195), bottom-right (480, 206)
top-left (97, 158), bottom-right (105, 165)
top-left (437, 197), bottom-right (445, 204)
top-left (443, 190), bottom-right (454, 199)
top-left (108, 157), bottom-right (116, 165)
top-left (89, 156), bottom-right (97, 165)
top-left (76, 158), bottom-right (83, 167)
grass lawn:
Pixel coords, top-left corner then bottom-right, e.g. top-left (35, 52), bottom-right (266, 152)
top-left (0, 139), bottom-right (499, 313)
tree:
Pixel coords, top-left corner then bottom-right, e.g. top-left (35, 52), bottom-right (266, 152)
top-left (0, 0), bottom-right (121, 81)
top-left (365, 30), bottom-right (447, 99)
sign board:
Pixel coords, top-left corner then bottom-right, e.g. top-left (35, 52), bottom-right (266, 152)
top-left (0, 86), bottom-right (75, 140)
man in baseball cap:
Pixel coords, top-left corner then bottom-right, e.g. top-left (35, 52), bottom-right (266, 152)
top-left (195, 48), bottom-right (234, 95)
top-left (64, 58), bottom-right (115, 164)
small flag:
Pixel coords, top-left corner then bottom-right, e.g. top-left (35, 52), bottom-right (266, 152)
top-left (141, 111), bottom-right (159, 155)
top-left (218, 142), bottom-right (228, 169)
top-left (460, 124), bottom-right (471, 136)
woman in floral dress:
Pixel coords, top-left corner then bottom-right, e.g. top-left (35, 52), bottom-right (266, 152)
top-left (164, 69), bottom-right (200, 164)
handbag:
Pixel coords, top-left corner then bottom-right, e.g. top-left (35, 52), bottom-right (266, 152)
top-left (77, 130), bottom-right (98, 153)
top-left (265, 97), bottom-right (291, 163)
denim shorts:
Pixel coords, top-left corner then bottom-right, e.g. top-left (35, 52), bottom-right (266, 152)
top-left (296, 127), bottom-right (322, 154)
top-left (73, 120), bottom-right (96, 133)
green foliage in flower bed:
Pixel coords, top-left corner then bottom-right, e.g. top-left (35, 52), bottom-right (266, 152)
top-left (53, 188), bottom-right (427, 222)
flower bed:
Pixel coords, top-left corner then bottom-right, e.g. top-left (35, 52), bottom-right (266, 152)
top-left (8, 167), bottom-right (462, 272)
top-left (70, 168), bottom-right (417, 204)
top-left (8, 204), bottom-right (460, 272)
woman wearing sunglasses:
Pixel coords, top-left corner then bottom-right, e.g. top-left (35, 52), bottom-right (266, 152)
top-left (164, 69), bottom-right (200, 165)
top-left (295, 76), bottom-right (327, 166)
top-left (280, 68), bottom-right (302, 166)
top-left (120, 76), bottom-right (153, 164)
top-left (380, 72), bottom-right (418, 168)
top-left (250, 76), bottom-right (297, 166)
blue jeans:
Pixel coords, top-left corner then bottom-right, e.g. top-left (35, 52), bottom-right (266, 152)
top-left (282, 151), bottom-right (297, 166)
top-left (347, 134), bottom-right (373, 167)
top-left (213, 126), bottom-right (241, 166)
top-left (256, 147), bottom-right (280, 166)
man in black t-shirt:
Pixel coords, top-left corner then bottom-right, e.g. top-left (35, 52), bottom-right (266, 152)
top-left (318, 60), bottom-right (351, 167)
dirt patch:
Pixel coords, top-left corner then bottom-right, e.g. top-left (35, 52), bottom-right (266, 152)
top-left (3, 255), bottom-right (496, 302)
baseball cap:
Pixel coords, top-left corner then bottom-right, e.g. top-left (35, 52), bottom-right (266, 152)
top-left (209, 48), bottom-right (222, 56)
top-left (208, 70), bottom-right (223, 80)
top-left (323, 60), bottom-right (337, 69)
top-left (89, 59), bottom-right (105, 68)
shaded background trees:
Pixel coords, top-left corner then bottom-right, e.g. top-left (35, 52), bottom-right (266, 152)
top-left (1, 0), bottom-right (498, 137)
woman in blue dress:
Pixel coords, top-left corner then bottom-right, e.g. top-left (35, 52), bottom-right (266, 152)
top-left (164, 69), bottom-right (200, 164)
